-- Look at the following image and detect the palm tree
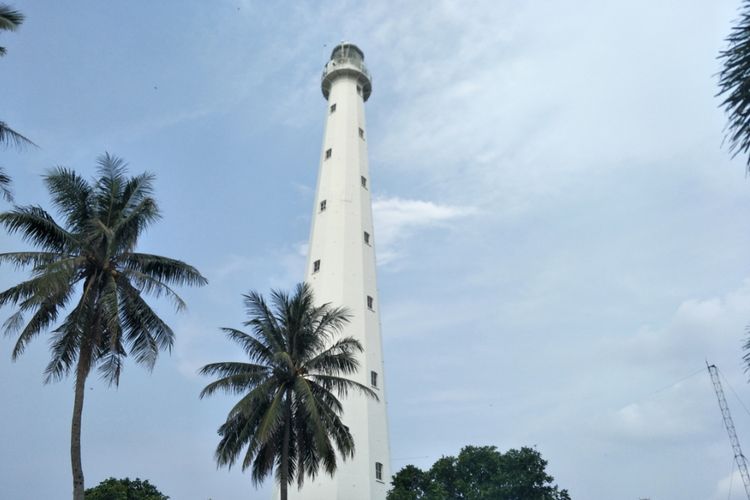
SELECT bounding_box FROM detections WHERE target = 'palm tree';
[0,153,207,500]
[200,283,377,500]
[718,0,750,170]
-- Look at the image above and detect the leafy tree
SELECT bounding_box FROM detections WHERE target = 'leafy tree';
[199,283,377,500]
[85,477,169,500]
[0,154,207,500]
[0,4,35,201]
[388,445,571,500]
[718,0,750,170]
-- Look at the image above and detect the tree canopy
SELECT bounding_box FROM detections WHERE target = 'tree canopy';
[387,445,571,500]
[84,477,169,500]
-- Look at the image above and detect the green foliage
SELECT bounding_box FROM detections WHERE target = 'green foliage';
[200,283,377,499]
[84,477,169,500]
[0,3,24,57]
[718,0,750,170]
[0,5,34,201]
[387,446,571,500]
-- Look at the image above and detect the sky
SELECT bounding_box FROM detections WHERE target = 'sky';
[1,1,750,499]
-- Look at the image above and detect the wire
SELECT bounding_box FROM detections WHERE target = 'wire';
[718,366,750,420]
[636,366,706,401]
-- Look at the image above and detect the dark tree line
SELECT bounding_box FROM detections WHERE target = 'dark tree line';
[388,446,571,500]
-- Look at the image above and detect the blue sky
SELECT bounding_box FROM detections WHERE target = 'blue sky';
[2,1,750,499]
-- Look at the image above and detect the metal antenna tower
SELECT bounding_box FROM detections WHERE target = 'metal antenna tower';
[707,362,750,500]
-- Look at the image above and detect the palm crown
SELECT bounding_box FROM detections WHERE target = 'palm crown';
[200,283,377,497]
[0,153,207,382]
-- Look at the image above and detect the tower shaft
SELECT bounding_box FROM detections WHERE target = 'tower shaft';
[293,43,391,500]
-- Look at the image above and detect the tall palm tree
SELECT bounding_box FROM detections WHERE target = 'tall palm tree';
[718,0,750,170]
[0,153,207,500]
[200,283,377,500]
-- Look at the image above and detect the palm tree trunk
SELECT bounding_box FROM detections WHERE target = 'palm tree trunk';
[280,398,291,500]
[71,344,92,500]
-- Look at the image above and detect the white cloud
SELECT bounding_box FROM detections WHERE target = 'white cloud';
[372,196,475,264]
[609,280,750,370]
[711,469,747,500]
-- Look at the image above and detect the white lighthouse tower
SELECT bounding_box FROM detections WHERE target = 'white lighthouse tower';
[298,43,391,499]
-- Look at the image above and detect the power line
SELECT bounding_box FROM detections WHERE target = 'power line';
[718,366,750,420]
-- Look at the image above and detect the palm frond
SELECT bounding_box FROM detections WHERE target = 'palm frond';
[0,166,12,201]
[219,327,275,365]
[718,2,750,169]
[119,268,187,311]
[198,362,271,398]
[0,205,74,251]
[304,336,363,376]
[0,261,76,309]
[124,253,207,288]
[0,5,24,31]
[113,197,160,252]
[42,290,96,383]
[308,374,379,401]
[0,121,35,147]
[117,276,173,367]
[0,251,74,269]
[43,167,92,231]
[10,284,72,359]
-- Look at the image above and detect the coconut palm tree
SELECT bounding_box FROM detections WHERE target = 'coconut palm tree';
[718,0,750,170]
[200,283,377,500]
[0,153,207,500]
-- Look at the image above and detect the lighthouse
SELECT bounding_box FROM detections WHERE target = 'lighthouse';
[298,43,391,499]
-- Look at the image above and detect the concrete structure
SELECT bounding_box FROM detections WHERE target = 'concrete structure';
[296,43,391,499]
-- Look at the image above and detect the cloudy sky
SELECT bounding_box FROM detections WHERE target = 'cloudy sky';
[2,1,750,499]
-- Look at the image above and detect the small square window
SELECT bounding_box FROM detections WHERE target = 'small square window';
[375,462,383,481]
[325,149,332,159]
[367,296,374,310]
[361,176,367,188]
[359,128,365,139]
[364,231,370,245]
[320,200,327,212]
[330,103,337,113]
[371,371,378,388]
[357,85,362,96]
[313,260,321,273]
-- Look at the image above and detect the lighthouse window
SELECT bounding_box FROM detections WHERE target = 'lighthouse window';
[359,128,365,139]
[375,462,383,481]
[357,85,362,96]
[313,260,321,273]
[371,370,378,388]
[364,231,370,245]
[325,148,332,159]
[320,200,327,212]
[367,295,374,310]
[361,176,367,188]
[330,103,336,113]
